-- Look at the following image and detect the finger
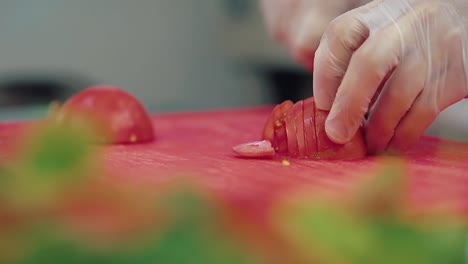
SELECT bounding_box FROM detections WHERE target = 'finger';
[365,57,426,154]
[388,53,451,152]
[386,3,468,152]
[434,25,468,109]
[388,93,440,153]
[259,0,296,42]
[325,23,401,144]
[313,10,369,111]
[390,59,468,152]
[313,0,415,112]
[289,12,331,72]
[289,0,356,72]
[367,68,397,113]
[389,61,464,152]
[294,49,315,72]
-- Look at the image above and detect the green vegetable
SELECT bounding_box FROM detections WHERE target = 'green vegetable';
[275,158,467,264]
[0,121,98,210]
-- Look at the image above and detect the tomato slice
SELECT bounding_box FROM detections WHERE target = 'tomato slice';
[262,101,293,154]
[293,100,305,158]
[303,98,317,158]
[232,140,276,158]
[261,97,366,160]
[56,85,155,144]
[262,100,293,143]
[275,123,288,154]
[284,104,298,157]
[315,108,366,160]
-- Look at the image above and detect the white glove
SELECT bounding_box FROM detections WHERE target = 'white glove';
[259,0,370,71]
[313,0,468,154]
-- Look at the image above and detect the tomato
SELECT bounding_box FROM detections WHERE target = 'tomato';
[55,85,155,144]
[237,97,367,160]
[285,105,298,157]
[232,140,276,158]
[293,100,305,158]
[262,101,293,141]
[262,100,293,154]
[275,124,289,154]
[315,108,367,160]
[303,98,317,159]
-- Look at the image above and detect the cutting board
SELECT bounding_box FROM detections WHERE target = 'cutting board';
[0,106,466,217]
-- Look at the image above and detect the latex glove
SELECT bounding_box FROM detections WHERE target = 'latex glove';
[313,0,468,154]
[259,0,370,71]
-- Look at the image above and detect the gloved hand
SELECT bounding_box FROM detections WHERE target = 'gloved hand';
[313,0,468,154]
[259,0,370,71]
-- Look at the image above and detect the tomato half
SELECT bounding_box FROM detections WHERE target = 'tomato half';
[56,85,155,144]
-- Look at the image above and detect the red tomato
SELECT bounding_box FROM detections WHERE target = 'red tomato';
[293,100,305,158]
[275,124,288,154]
[55,85,155,144]
[285,105,298,157]
[303,98,317,159]
[315,108,367,160]
[238,97,367,160]
[262,100,293,153]
[232,140,276,158]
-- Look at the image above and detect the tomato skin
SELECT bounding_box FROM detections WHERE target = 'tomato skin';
[314,108,367,160]
[293,100,305,158]
[303,98,317,159]
[56,85,155,144]
[232,140,276,158]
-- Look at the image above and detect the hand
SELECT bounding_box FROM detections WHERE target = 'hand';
[259,0,369,71]
[313,0,468,154]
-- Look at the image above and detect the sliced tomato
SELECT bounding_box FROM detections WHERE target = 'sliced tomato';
[284,104,298,157]
[275,123,289,154]
[232,140,276,158]
[56,85,154,144]
[315,108,366,160]
[293,100,305,158]
[303,97,317,159]
[260,97,366,160]
[262,100,293,148]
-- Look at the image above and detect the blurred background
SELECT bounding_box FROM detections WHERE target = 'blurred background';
[0,0,466,141]
[0,0,311,121]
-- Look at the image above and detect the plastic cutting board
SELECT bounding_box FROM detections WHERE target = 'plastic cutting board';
[0,106,466,217]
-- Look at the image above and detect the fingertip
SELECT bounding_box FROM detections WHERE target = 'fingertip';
[324,117,352,144]
[294,49,315,72]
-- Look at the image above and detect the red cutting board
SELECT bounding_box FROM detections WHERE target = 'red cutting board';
[0,106,467,216]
